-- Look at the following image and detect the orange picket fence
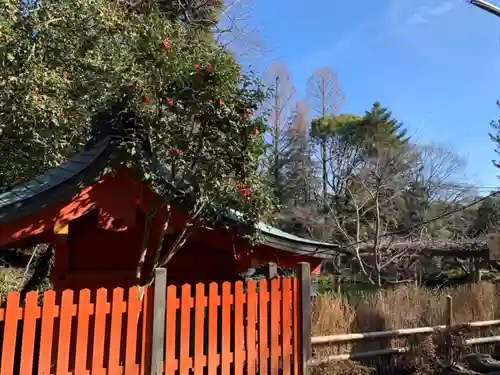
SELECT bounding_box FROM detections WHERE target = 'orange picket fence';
[0,274,306,375]
[0,286,152,375]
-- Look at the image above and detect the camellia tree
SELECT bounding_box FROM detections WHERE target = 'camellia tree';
[0,0,276,283]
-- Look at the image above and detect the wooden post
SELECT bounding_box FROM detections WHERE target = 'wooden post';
[334,256,341,294]
[263,262,278,279]
[150,268,167,375]
[414,263,418,286]
[474,257,482,282]
[297,262,311,375]
[414,260,422,287]
[330,274,337,294]
[446,295,453,365]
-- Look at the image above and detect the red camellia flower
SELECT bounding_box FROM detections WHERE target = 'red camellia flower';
[251,127,259,136]
[167,98,174,105]
[143,96,151,103]
[217,99,223,106]
[170,147,180,154]
[235,183,250,197]
[163,39,170,49]
[194,64,200,71]
[207,63,212,69]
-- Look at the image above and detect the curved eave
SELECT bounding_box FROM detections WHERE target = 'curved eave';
[260,233,339,259]
[0,139,114,224]
[225,209,340,259]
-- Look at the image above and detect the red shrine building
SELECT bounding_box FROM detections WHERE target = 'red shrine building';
[0,136,335,291]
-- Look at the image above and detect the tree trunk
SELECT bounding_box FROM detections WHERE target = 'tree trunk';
[373,192,382,287]
[321,138,327,211]
[274,75,280,199]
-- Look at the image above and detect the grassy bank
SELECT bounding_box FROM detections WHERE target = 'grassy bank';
[313,282,500,335]
[311,282,500,374]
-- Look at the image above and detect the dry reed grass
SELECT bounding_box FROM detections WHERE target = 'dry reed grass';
[311,282,500,375]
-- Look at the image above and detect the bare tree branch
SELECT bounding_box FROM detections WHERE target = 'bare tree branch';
[307,68,345,208]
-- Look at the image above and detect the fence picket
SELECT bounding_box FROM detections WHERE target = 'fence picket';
[281,278,292,375]
[108,288,125,374]
[20,291,38,374]
[179,284,192,375]
[75,289,92,374]
[221,282,232,375]
[233,281,245,375]
[292,278,299,375]
[125,287,141,375]
[140,287,153,375]
[57,289,74,375]
[92,288,108,374]
[193,283,207,375]
[0,291,20,375]
[259,280,269,375]
[38,290,56,374]
[246,280,257,375]
[270,278,281,375]
[165,285,179,375]
[207,282,219,375]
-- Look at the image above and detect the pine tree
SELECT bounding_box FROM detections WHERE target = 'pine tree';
[351,101,408,155]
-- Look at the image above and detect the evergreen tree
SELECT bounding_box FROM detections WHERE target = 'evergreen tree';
[350,101,408,155]
[310,113,363,198]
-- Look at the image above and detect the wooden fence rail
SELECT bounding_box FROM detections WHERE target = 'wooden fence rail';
[311,319,500,345]
[309,294,500,367]
[0,262,312,375]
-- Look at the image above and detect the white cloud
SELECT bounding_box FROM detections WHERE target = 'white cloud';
[293,21,375,72]
[386,0,455,30]
[406,13,427,25]
[423,2,454,15]
[331,21,373,52]
[404,1,454,26]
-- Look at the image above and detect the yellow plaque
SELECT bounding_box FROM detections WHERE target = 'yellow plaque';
[54,223,69,235]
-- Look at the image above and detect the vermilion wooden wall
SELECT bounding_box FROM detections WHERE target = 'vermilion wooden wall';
[0,166,322,291]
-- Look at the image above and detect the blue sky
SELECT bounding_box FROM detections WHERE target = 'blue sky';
[239,0,500,192]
